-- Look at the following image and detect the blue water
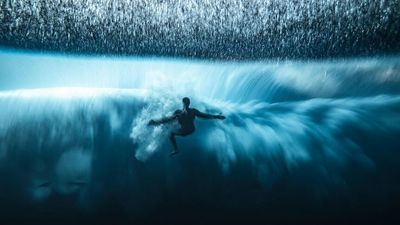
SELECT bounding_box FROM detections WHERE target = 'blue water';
[1,51,400,224]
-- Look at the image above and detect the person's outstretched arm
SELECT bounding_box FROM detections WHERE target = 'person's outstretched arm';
[194,109,225,120]
[148,110,179,126]
[148,116,175,125]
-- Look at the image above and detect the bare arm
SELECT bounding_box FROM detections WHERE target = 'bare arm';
[148,110,180,126]
[194,109,225,120]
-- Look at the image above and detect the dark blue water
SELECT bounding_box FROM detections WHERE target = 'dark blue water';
[0,51,400,224]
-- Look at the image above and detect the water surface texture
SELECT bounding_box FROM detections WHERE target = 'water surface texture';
[1,0,400,59]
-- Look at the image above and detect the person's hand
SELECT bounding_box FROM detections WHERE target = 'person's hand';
[148,119,157,126]
[215,115,225,120]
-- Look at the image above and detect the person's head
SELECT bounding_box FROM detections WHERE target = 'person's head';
[182,97,190,108]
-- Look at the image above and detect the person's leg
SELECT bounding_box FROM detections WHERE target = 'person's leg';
[169,129,194,156]
[169,131,179,154]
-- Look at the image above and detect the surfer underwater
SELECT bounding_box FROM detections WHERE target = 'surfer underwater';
[148,97,225,156]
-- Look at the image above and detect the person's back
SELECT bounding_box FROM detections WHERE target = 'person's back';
[148,97,225,156]
[174,108,199,132]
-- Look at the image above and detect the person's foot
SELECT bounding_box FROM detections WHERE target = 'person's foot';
[170,151,179,157]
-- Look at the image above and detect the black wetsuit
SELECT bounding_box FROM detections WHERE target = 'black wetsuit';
[168,108,218,152]
[149,107,224,154]
[172,109,197,135]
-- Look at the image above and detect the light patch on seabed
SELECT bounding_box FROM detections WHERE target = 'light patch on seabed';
[26,147,92,202]
[54,148,92,194]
